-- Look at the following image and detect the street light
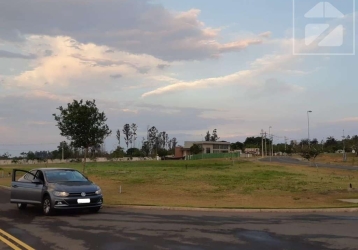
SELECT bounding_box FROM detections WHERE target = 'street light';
[307,111,312,148]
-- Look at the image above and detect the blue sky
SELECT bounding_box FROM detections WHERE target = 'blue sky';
[0,0,357,155]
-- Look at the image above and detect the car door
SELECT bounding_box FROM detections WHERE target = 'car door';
[10,169,43,205]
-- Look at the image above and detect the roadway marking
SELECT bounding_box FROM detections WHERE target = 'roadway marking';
[0,229,35,250]
[0,235,21,250]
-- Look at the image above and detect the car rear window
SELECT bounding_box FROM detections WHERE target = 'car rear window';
[44,170,88,183]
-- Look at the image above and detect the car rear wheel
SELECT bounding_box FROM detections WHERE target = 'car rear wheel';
[17,203,27,210]
[42,195,54,216]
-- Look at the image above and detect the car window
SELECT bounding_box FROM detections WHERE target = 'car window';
[35,170,45,182]
[23,170,37,181]
[44,170,88,183]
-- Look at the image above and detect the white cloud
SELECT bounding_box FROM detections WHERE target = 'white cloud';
[9,35,169,91]
[141,38,308,98]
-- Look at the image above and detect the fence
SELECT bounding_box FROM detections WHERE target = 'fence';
[186,152,240,160]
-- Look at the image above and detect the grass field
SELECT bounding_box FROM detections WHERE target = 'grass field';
[0,158,357,209]
[314,153,358,166]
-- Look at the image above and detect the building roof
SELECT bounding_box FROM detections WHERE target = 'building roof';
[184,141,231,148]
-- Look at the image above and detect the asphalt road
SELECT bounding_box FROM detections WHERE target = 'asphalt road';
[1,188,358,250]
[259,156,358,171]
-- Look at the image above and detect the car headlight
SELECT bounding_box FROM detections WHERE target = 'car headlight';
[53,191,69,197]
[95,188,102,195]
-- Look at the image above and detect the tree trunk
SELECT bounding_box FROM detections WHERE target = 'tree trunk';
[83,147,88,173]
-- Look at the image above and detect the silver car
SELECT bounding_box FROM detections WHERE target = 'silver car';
[10,168,103,215]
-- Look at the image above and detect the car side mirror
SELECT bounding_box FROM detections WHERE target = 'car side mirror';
[32,178,43,184]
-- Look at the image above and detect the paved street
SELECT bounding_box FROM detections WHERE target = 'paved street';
[1,188,358,250]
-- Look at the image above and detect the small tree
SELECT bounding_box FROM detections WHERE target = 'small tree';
[53,99,112,172]
[190,144,203,155]
[299,148,321,167]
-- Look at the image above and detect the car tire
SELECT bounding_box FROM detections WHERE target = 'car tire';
[90,207,101,213]
[17,203,27,210]
[42,195,54,216]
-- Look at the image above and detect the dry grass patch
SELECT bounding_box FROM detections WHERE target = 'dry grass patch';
[315,153,358,166]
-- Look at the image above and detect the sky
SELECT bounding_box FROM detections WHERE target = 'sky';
[0,0,357,155]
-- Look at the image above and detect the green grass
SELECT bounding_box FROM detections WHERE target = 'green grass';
[0,159,358,209]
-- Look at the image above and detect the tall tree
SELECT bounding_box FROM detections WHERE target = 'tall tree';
[161,131,167,148]
[116,129,121,146]
[165,134,169,149]
[210,129,220,142]
[205,131,211,141]
[53,99,112,172]
[122,124,132,149]
[131,123,138,148]
[171,137,178,149]
[148,126,158,154]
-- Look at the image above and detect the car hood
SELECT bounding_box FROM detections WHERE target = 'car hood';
[49,181,99,193]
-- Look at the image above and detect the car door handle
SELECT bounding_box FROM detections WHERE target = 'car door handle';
[12,185,18,188]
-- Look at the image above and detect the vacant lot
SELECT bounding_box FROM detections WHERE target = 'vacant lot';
[0,159,357,209]
[314,153,358,166]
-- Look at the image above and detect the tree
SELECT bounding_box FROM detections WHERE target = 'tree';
[53,99,112,172]
[110,146,125,159]
[244,137,262,147]
[131,123,138,148]
[230,142,244,151]
[299,148,321,166]
[116,129,121,146]
[190,144,203,155]
[210,129,220,141]
[311,138,319,145]
[205,131,211,141]
[171,137,178,149]
[126,148,142,157]
[165,134,169,149]
[122,124,132,149]
[0,152,11,160]
[141,141,150,157]
[148,126,158,154]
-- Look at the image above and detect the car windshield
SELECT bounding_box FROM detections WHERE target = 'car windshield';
[44,170,88,183]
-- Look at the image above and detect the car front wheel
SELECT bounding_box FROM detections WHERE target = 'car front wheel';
[42,195,54,216]
[17,203,27,210]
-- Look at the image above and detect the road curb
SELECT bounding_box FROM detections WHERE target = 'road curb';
[103,205,358,213]
[0,185,10,190]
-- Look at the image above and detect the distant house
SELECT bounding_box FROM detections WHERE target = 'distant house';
[244,148,260,155]
[175,141,231,158]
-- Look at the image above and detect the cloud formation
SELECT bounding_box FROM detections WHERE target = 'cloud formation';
[0,0,267,61]
[141,38,308,98]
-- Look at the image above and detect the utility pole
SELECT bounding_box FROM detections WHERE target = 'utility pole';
[264,132,267,156]
[284,136,287,151]
[262,131,264,157]
[269,126,272,162]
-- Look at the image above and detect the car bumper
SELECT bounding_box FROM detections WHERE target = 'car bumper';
[52,195,103,210]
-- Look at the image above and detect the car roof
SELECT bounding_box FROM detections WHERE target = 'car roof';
[35,168,77,172]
